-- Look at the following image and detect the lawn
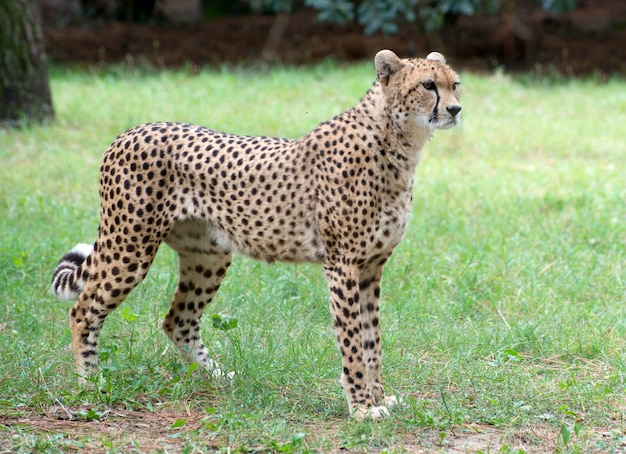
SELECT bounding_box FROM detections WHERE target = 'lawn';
[0,62,625,453]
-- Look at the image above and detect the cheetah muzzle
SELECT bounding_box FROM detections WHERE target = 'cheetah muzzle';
[51,50,461,419]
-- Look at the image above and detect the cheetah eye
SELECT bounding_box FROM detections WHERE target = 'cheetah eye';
[422,81,436,90]
[453,82,460,91]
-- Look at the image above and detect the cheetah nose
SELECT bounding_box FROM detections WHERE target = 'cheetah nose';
[447,105,462,117]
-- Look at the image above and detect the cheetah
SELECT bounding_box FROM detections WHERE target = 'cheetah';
[51,50,461,419]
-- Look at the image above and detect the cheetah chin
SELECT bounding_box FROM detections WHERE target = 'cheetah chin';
[51,50,460,419]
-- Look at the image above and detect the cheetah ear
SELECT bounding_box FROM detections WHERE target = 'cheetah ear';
[375,50,404,86]
[426,52,446,64]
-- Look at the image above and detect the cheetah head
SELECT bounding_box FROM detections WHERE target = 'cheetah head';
[375,50,461,134]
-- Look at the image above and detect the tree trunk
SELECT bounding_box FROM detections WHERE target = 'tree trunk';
[0,0,54,126]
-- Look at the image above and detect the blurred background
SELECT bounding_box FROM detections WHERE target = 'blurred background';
[40,0,626,75]
[2,0,624,125]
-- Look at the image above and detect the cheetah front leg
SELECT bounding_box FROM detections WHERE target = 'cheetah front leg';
[359,260,398,410]
[325,259,390,419]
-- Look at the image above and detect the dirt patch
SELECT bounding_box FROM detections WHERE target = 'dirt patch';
[42,0,626,75]
[2,406,625,452]
[1,407,212,453]
[0,409,535,453]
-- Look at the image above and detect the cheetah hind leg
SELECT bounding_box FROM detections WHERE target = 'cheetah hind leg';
[162,246,234,380]
[67,239,159,384]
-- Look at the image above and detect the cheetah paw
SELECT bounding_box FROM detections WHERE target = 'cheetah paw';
[352,404,391,420]
[199,358,235,381]
[216,370,236,380]
[384,395,398,408]
[207,364,235,381]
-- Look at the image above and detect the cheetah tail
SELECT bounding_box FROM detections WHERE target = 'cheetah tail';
[51,243,94,301]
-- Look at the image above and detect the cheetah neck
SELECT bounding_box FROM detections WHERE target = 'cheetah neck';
[345,83,432,188]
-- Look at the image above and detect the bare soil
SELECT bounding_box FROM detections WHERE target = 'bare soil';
[42,0,626,76]
[2,406,624,452]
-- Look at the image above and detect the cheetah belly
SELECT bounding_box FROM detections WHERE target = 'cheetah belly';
[166,211,324,262]
[211,213,326,264]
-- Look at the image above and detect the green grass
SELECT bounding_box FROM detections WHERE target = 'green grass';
[1,63,625,452]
